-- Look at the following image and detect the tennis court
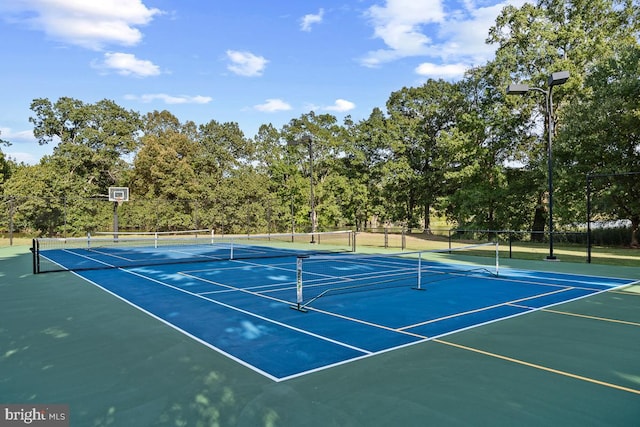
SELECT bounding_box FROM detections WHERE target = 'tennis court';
[2,235,640,425]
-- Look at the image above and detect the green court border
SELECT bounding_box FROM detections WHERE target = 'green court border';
[1,245,639,426]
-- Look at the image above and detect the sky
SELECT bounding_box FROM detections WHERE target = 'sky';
[0,0,526,164]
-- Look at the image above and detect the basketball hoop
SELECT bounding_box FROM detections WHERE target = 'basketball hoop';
[108,187,129,240]
[108,187,129,205]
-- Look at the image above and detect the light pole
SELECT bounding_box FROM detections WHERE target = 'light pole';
[507,70,570,260]
[288,135,317,243]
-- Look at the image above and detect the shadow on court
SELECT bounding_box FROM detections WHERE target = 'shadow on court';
[1,246,639,426]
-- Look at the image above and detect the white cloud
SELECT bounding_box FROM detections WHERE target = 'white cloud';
[437,2,518,65]
[0,127,36,143]
[323,99,356,112]
[4,151,40,165]
[226,50,268,77]
[1,0,162,50]
[0,127,49,164]
[415,62,468,79]
[93,52,161,77]
[362,0,526,71]
[301,9,324,32]
[363,0,444,66]
[254,99,292,113]
[124,94,212,104]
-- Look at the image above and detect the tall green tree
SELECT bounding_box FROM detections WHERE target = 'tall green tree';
[487,0,639,234]
[3,161,110,236]
[195,119,258,232]
[385,80,464,230]
[130,111,199,230]
[253,124,306,233]
[438,65,536,232]
[29,97,141,192]
[557,45,640,246]
[3,97,142,235]
[340,108,390,229]
[0,130,12,189]
[281,112,347,231]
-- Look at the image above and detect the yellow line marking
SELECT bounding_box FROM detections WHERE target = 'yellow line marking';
[610,289,640,296]
[433,338,640,396]
[508,305,640,327]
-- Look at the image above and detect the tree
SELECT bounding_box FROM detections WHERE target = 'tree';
[29,97,141,193]
[2,161,109,236]
[195,119,258,232]
[130,111,200,230]
[2,98,143,235]
[0,130,13,189]
[253,124,305,233]
[281,112,346,231]
[385,80,464,230]
[556,45,640,246]
[487,0,640,235]
[437,65,545,233]
[340,108,390,229]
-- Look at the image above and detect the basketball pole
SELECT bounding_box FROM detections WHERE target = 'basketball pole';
[108,187,129,242]
[113,200,119,242]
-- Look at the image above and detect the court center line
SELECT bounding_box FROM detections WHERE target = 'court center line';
[122,269,373,355]
[182,271,297,296]
[179,267,426,340]
[508,304,640,327]
[302,305,428,340]
[433,338,640,396]
[61,249,119,268]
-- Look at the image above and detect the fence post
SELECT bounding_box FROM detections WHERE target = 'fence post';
[509,232,513,259]
[8,198,14,246]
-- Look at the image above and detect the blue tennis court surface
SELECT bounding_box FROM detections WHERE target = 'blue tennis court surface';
[53,252,632,382]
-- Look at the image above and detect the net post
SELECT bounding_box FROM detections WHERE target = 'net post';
[31,239,39,274]
[211,229,214,245]
[290,255,309,312]
[87,232,91,249]
[230,238,234,260]
[412,251,426,290]
[154,232,159,249]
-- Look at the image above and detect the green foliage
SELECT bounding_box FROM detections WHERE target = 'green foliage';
[385,79,465,229]
[3,2,639,249]
[557,44,640,245]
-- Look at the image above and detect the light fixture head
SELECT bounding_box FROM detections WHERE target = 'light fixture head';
[548,70,570,87]
[506,83,530,95]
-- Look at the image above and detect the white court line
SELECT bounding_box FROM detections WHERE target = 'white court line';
[122,268,373,356]
[71,261,637,382]
[70,270,281,382]
[398,287,573,331]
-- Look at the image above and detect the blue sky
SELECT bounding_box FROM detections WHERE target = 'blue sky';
[0,0,524,164]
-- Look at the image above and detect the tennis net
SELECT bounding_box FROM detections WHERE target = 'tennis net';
[32,230,355,274]
[291,242,499,311]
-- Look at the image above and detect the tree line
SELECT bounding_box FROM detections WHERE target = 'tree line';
[1,0,639,246]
